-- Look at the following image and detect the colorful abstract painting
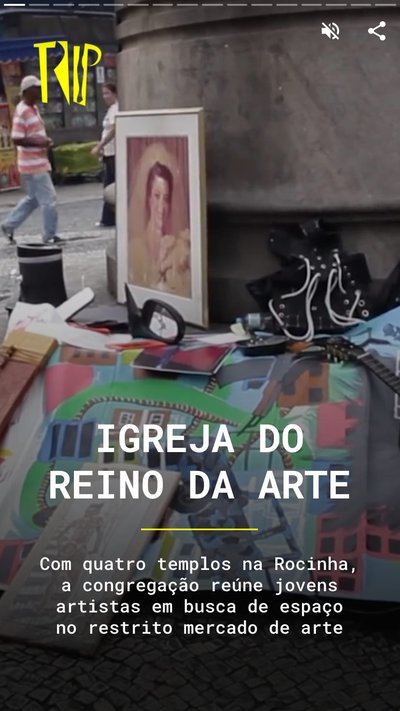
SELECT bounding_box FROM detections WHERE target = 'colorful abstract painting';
[1,308,400,601]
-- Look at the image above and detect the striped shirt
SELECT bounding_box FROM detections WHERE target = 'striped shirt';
[11,101,51,175]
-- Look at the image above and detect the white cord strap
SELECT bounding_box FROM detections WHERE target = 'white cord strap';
[268,256,322,341]
[268,252,365,340]
[325,253,363,327]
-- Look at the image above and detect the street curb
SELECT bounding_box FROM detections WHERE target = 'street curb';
[60,230,115,241]
[2,230,115,245]
[0,196,103,210]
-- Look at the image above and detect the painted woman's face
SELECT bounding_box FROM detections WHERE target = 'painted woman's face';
[149,176,170,232]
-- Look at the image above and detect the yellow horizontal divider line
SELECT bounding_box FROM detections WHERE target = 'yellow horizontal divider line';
[141,527,259,531]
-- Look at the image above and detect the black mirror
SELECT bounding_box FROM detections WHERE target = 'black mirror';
[125,284,185,345]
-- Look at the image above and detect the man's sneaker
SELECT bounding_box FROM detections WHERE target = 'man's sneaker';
[44,236,64,244]
[1,225,14,243]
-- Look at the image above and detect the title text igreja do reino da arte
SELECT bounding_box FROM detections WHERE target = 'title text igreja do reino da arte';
[49,423,350,501]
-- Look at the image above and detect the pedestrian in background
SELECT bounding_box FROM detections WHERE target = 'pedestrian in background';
[1,75,61,244]
[91,83,118,227]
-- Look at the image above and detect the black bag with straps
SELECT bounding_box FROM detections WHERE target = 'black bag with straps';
[246,219,375,340]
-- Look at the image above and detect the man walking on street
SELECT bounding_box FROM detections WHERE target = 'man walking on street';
[1,75,61,244]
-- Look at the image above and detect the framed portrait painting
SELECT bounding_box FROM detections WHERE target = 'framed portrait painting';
[116,108,208,326]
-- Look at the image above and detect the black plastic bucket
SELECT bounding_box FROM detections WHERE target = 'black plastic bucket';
[17,242,67,307]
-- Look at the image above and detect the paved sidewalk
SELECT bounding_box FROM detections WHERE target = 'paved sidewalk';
[0,181,115,340]
[0,181,104,209]
[0,610,399,710]
[0,182,111,242]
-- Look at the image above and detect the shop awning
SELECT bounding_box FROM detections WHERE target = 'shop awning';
[0,36,66,63]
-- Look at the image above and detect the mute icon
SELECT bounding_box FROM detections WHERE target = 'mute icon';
[321,22,340,40]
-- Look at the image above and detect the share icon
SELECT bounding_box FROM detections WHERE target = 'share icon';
[368,21,386,41]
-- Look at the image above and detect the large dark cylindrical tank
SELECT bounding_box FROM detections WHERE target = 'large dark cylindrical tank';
[116,7,400,322]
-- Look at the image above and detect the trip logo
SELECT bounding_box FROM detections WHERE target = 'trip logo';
[34,40,102,106]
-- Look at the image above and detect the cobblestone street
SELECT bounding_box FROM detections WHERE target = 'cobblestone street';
[0,611,399,711]
[0,183,399,710]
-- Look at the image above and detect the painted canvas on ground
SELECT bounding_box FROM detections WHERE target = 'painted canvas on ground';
[130,341,232,375]
[0,466,180,654]
[0,309,400,601]
[116,109,207,326]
